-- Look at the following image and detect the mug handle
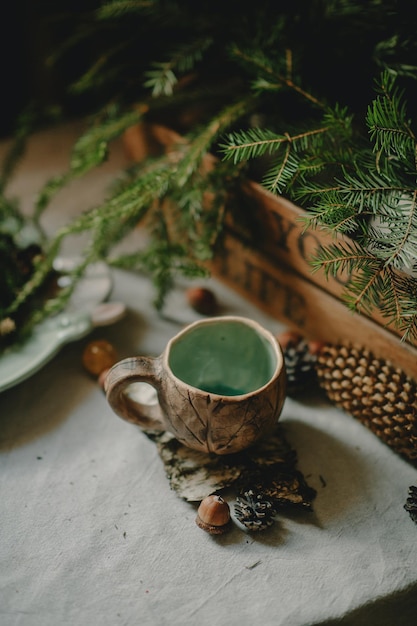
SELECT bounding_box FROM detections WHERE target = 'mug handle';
[105,356,165,431]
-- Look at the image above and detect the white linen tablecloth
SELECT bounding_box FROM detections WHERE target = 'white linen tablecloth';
[1,124,417,626]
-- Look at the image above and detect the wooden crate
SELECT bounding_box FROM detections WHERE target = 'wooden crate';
[225,179,406,337]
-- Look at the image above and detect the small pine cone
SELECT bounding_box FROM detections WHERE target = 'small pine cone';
[278,331,318,397]
[404,485,417,524]
[315,343,417,464]
[234,490,275,531]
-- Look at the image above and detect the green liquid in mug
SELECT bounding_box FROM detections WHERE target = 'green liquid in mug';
[168,318,277,396]
[198,382,248,396]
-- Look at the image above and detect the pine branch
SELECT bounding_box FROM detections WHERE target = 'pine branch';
[230,45,326,109]
[343,265,388,315]
[310,241,379,280]
[395,286,417,344]
[262,147,300,195]
[299,175,410,214]
[24,255,93,332]
[5,153,171,321]
[34,107,143,221]
[221,127,286,163]
[144,38,213,97]
[367,71,416,161]
[0,108,38,194]
[303,196,360,234]
[221,126,330,164]
[379,267,412,328]
[4,240,61,317]
[176,98,254,187]
[97,0,157,20]
[170,161,234,261]
[69,42,131,94]
[0,196,25,234]
[221,104,353,200]
[367,191,417,269]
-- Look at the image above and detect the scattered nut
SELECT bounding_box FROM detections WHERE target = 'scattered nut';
[82,339,118,376]
[308,339,325,355]
[196,494,231,534]
[276,330,303,350]
[186,287,218,316]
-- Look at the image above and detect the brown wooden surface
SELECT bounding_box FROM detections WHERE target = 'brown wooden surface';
[211,231,417,380]
[231,180,349,297]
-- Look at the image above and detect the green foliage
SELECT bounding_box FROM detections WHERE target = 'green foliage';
[367,72,415,160]
[3,0,417,347]
[34,107,143,220]
[144,38,213,97]
[96,0,157,21]
[253,70,417,341]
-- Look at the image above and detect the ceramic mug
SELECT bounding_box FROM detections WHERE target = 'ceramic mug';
[105,315,286,455]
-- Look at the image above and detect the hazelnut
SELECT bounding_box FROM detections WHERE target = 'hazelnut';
[196,495,231,534]
[82,340,118,376]
[276,330,303,350]
[308,339,325,355]
[277,330,324,356]
[186,287,218,315]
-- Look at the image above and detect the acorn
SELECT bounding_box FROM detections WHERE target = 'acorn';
[82,339,118,376]
[186,286,218,316]
[195,495,231,534]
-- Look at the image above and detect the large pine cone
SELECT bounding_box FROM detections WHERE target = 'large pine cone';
[316,344,417,464]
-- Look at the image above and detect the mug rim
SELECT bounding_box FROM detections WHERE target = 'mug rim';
[164,315,284,398]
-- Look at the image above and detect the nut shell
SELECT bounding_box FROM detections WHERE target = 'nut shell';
[196,495,231,534]
[82,340,118,376]
[186,287,218,315]
[276,330,303,350]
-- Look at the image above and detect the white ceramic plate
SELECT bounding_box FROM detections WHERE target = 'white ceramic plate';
[0,260,122,393]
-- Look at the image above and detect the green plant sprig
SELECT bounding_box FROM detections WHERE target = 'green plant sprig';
[144,38,213,97]
[293,72,417,339]
[34,107,143,223]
